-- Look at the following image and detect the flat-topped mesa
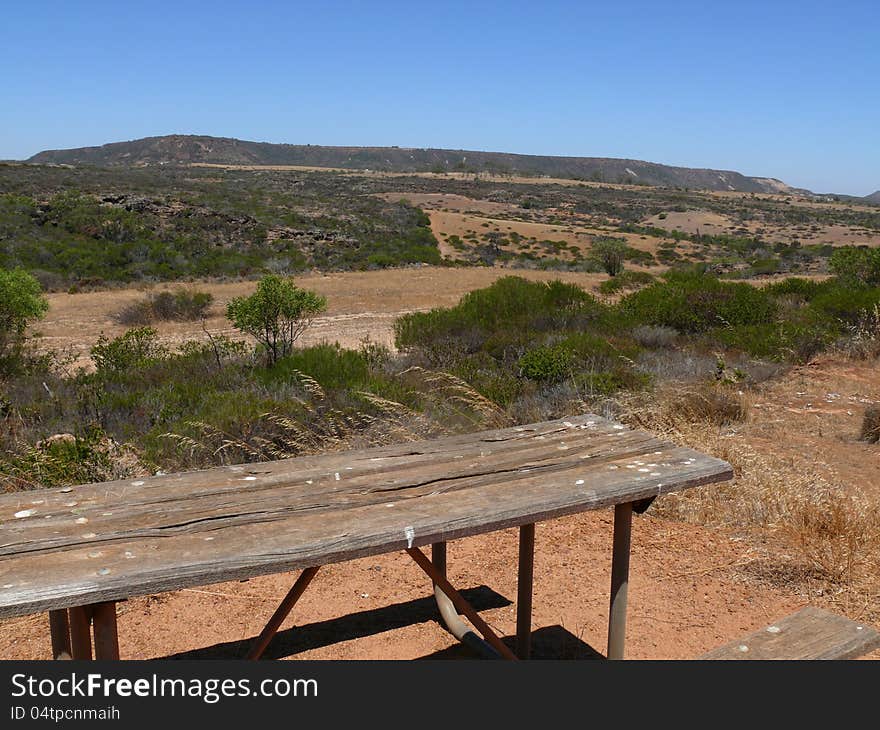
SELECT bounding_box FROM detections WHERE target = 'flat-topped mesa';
[25,135,796,194]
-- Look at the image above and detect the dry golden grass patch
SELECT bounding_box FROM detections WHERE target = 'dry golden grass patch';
[614,383,880,619]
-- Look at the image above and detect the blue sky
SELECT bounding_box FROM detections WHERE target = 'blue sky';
[1,1,877,194]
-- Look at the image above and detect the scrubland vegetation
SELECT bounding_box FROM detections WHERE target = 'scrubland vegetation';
[2,160,880,618]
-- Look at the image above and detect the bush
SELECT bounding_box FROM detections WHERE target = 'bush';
[91,327,168,373]
[764,277,825,301]
[394,277,601,355]
[517,332,630,385]
[152,290,214,320]
[115,290,214,325]
[592,238,626,277]
[809,285,880,325]
[749,258,779,275]
[264,344,371,390]
[631,324,678,349]
[599,270,655,295]
[0,268,48,374]
[518,344,574,382]
[713,322,831,363]
[619,270,776,333]
[227,275,327,365]
[860,405,880,443]
[830,247,880,286]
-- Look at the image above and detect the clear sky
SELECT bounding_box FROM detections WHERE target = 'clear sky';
[1,1,877,195]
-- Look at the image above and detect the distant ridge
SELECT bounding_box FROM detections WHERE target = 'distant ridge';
[864,191,880,205]
[27,134,803,194]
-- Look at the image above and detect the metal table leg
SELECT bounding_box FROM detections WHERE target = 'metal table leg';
[516,523,535,659]
[607,502,633,660]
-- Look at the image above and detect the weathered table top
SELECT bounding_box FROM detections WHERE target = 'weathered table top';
[0,415,732,618]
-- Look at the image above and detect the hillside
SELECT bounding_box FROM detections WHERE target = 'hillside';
[865,191,880,205]
[3,160,879,289]
[27,134,798,193]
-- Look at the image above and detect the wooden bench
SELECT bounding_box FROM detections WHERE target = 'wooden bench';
[700,607,880,660]
[0,414,732,660]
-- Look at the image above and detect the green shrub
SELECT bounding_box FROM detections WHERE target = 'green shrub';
[749,258,779,275]
[619,271,776,333]
[830,246,880,286]
[152,290,214,320]
[623,247,656,265]
[394,277,601,353]
[809,285,880,325]
[518,344,573,382]
[0,268,48,374]
[517,332,629,384]
[366,253,397,269]
[574,368,650,395]
[599,270,655,295]
[0,431,117,490]
[764,277,825,301]
[91,327,168,373]
[264,344,371,390]
[592,238,626,277]
[713,322,832,362]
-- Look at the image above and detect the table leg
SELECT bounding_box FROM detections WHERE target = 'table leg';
[93,602,119,660]
[607,502,633,660]
[407,547,518,660]
[246,566,320,660]
[431,541,447,577]
[48,609,72,660]
[68,606,93,660]
[516,523,535,659]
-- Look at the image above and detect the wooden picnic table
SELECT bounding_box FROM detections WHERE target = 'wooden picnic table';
[0,414,732,660]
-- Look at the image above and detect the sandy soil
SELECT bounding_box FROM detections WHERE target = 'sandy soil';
[746,356,880,498]
[376,191,677,261]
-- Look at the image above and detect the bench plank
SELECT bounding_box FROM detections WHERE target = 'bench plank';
[700,607,880,660]
[0,415,732,618]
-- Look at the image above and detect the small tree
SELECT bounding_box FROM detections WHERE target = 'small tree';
[0,269,49,373]
[592,238,627,277]
[226,275,326,365]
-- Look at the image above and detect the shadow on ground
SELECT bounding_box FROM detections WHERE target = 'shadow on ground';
[163,585,512,660]
[417,625,605,660]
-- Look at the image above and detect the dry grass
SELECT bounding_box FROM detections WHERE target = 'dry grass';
[837,304,880,360]
[612,382,880,616]
[161,367,507,467]
[860,405,880,443]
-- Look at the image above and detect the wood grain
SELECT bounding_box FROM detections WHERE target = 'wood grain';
[700,607,880,660]
[0,415,732,619]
